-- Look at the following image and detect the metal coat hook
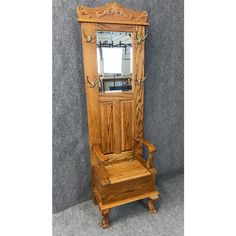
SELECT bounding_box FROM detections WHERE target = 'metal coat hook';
[86,76,99,88]
[135,30,148,44]
[136,75,147,85]
[83,30,96,43]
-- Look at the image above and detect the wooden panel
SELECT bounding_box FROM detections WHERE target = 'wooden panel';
[121,100,134,151]
[77,2,148,26]
[112,100,121,154]
[80,23,101,204]
[100,102,114,154]
[134,26,145,159]
[98,93,133,101]
[93,181,159,211]
[105,150,134,164]
[81,23,101,161]
[100,191,159,210]
[101,173,156,204]
[95,23,135,33]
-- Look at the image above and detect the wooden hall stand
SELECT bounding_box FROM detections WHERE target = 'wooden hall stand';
[77,2,159,229]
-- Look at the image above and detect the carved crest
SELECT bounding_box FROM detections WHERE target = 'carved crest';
[77,2,148,26]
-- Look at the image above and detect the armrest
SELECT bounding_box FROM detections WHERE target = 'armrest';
[93,145,109,162]
[135,138,157,153]
[93,145,110,185]
[135,137,157,169]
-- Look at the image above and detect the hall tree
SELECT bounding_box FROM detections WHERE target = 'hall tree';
[77,2,159,229]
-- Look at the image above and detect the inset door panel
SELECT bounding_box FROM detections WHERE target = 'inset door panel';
[121,100,134,151]
[100,102,114,154]
[99,98,134,154]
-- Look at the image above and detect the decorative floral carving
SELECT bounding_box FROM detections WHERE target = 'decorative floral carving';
[95,2,134,20]
[136,11,148,21]
[78,6,88,15]
[78,2,148,24]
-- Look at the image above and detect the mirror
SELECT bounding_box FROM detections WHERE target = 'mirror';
[96,31,133,93]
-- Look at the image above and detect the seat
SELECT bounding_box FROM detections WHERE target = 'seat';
[105,159,151,184]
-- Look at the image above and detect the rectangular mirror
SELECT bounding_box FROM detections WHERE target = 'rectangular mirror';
[96,31,133,93]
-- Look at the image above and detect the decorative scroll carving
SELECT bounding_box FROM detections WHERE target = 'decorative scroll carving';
[77,2,148,26]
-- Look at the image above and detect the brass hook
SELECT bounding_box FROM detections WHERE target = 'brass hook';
[83,30,96,43]
[86,76,98,88]
[136,75,147,85]
[135,30,148,44]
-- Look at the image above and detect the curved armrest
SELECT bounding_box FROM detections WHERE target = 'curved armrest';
[93,145,109,162]
[135,138,157,169]
[135,138,157,153]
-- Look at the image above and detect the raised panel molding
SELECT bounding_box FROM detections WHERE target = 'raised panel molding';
[121,100,134,151]
[100,102,114,154]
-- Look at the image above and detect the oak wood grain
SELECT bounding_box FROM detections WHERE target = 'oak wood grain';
[93,145,109,162]
[121,100,134,151]
[135,137,157,153]
[105,159,151,184]
[112,100,121,154]
[100,102,114,154]
[100,191,159,210]
[134,26,145,161]
[105,150,134,164]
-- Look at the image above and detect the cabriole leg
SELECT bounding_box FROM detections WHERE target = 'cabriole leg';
[101,209,110,229]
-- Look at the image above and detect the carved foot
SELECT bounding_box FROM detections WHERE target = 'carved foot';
[101,209,110,229]
[148,199,157,213]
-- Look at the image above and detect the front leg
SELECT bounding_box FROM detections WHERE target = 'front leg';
[101,209,110,229]
[148,199,157,213]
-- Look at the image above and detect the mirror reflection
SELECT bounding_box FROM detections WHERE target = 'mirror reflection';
[96,31,132,93]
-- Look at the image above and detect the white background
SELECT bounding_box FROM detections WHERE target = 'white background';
[0,0,236,235]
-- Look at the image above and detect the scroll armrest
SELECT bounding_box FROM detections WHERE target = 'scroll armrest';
[135,138,157,169]
[135,138,157,153]
[93,145,109,162]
